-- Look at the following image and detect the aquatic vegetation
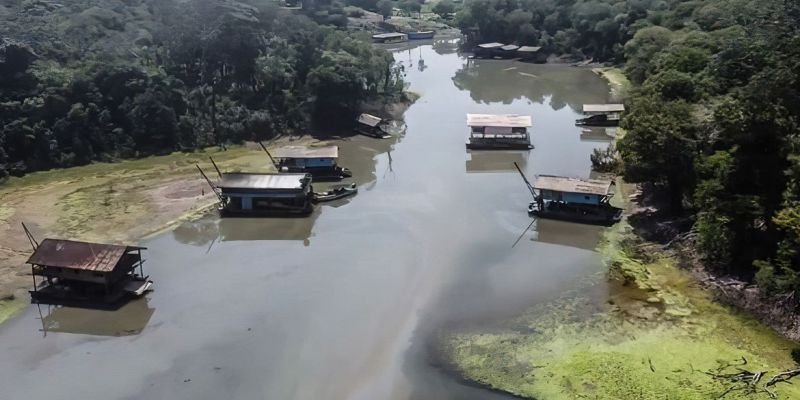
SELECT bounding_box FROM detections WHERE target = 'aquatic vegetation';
[442,221,800,399]
[593,68,631,101]
[0,299,24,325]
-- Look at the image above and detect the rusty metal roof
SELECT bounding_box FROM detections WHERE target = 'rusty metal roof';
[272,146,338,159]
[27,239,145,272]
[534,175,613,196]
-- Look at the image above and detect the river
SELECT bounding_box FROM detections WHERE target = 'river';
[0,40,614,400]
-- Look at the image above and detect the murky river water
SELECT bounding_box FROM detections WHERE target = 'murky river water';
[0,40,613,399]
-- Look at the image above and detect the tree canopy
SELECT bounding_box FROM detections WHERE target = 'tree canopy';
[0,0,404,178]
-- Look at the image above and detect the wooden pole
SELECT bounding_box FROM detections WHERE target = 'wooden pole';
[259,141,278,169]
[21,222,39,251]
[513,162,537,199]
[196,165,224,203]
[209,157,222,178]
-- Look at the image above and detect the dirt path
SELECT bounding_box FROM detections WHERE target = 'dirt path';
[0,138,318,321]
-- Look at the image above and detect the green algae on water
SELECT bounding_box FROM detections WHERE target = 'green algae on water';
[441,221,800,399]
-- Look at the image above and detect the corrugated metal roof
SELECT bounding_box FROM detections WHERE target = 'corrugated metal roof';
[467,114,532,128]
[216,173,309,190]
[357,113,383,127]
[27,239,144,272]
[478,42,504,49]
[583,104,625,113]
[517,46,542,52]
[534,175,613,196]
[272,146,338,159]
[501,44,520,51]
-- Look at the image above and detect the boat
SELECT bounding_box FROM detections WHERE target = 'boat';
[199,167,315,217]
[26,237,154,309]
[268,145,352,181]
[466,113,534,150]
[514,164,623,225]
[372,32,408,44]
[575,104,625,127]
[407,31,435,40]
[312,183,358,203]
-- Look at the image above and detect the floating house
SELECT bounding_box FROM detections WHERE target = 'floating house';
[576,104,626,127]
[372,32,408,43]
[213,172,313,216]
[466,114,533,150]
[28,239,152,308]
[517,46,546,63]
[528,175,623,225]
[356,113,391,138]
[499,44,520,58]
[272,146,352,181]
[474,42,504,58]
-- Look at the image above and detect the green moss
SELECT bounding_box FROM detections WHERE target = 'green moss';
[0,299,25,325]
[593,67,632,101]
[442,220,800,399]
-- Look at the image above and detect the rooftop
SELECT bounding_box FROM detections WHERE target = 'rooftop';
[27,239,144,272]
[501,44,520,51]
[478,42,504,49]
[357,113,383,127]
[517,46,542,52]
[533,175,613,196]
[583,104,625,113]
[467,114,532,128]
[272,146,338,159]
[216,172,309,190]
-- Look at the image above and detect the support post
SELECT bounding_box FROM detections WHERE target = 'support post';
[197,165,224,203]
[209,157,222,178]
[259,141,278,169]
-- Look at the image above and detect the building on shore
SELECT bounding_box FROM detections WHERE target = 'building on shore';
[356,113,391,138]
[28,239,152,309]
[466,113,533,150]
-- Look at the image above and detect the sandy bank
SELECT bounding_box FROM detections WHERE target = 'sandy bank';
[0,138,320,324]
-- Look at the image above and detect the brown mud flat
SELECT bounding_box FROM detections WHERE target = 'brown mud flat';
[0,138,323,320]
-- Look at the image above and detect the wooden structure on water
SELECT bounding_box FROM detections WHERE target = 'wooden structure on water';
[209,172,314,217]
[474,42,504,58]
[466,114,533,150]
[372,32,408,43]
[576,104,625,127]
[356,113,391,138]
[473,43,546,61]
[517,46,546,63]
[407,31,435,40]
[26,236,152,309]
[270,145,352,181]
[518,171,623,225]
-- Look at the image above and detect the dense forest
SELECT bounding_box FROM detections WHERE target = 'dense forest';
[0,0,405,178]
[459,0,800,295]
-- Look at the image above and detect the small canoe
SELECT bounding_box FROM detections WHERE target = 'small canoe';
[313,183,358,203]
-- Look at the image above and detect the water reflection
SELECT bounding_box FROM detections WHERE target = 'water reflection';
[465,150,527,173]
[580,126,616,142]
[38,298,154,337]
[452,60,609,110]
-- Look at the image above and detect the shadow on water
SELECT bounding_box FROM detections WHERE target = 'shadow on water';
[37,298,155,337]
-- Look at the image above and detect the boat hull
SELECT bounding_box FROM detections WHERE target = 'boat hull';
[30,277,153,310]
[407,32,435,40]
[528,202,623,226]
[466,139,533,150]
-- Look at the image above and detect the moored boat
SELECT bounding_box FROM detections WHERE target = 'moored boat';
[312,183,358,203]
[270,145,352,181]
[407,31,435,40]
[466,113,533,150]
[515,165,623,225]
[575,104,625,127]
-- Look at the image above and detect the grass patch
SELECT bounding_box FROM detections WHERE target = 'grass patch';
[593,67,632,101]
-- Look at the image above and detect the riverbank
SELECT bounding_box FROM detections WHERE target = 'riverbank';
[0,138,319,324]
[592,67,630,102]
[440,213,800,399]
